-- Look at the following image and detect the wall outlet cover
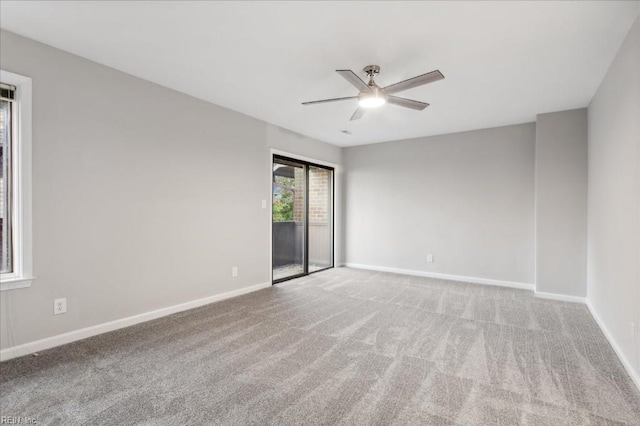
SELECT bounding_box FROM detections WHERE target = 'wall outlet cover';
[54,298,67,315]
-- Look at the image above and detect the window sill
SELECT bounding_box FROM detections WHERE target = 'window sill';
[1,276,35,291]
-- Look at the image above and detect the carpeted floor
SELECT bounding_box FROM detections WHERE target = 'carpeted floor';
[1,268,639,425]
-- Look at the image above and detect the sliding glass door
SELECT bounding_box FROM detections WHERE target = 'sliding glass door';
[272,155,333,283]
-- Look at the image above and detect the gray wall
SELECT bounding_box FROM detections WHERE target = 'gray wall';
[587,17,640,378]
[535,109,588,297]
[0,30,341,351]
[344,123,536,284]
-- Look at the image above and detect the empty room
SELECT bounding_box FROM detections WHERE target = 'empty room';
[0,1,639,424]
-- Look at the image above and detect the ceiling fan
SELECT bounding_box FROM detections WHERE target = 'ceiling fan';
[302,65,444,121]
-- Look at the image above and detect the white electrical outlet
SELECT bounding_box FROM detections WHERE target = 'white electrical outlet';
[54,298,67,315]
[631,322,636,339]
[232,267,238,278]
[427,254,434,263]
[261,200,267,209]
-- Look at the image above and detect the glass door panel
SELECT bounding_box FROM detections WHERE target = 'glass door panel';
[308,166,333,273]
[272,158,306,281]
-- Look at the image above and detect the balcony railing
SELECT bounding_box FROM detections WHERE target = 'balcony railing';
[272,220,332,271]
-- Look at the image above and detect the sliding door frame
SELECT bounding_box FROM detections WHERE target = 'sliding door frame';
[270,150,337,284]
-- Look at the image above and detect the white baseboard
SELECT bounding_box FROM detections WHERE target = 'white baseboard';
[586,300,640,392]
[0,281,272,362]
[534,291,586,304]
[344,263,534,290]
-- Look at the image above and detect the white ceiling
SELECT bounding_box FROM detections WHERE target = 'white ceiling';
[1,1,638,147]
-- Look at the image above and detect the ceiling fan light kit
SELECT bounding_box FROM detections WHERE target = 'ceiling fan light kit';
[302,64,444,121]
[358,87,387,108]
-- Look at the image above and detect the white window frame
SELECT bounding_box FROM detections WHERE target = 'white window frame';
[0,70,34,291]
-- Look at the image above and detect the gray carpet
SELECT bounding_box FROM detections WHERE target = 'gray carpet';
[1,268,639,425]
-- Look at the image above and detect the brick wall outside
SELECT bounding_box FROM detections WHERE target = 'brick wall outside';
[293,167,304,222]
[292,167,330,224]
[308,168,330,224]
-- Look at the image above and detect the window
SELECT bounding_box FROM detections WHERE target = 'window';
[1,83,15,274]
[0,70,33,291]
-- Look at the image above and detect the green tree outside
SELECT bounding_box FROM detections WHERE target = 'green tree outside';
[273,176,295,221]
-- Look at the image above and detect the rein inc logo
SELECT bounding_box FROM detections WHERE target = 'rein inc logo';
[0,417,37,424]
